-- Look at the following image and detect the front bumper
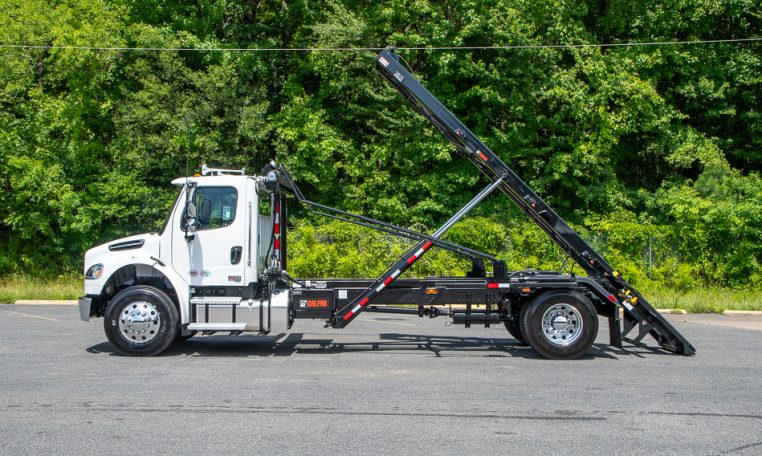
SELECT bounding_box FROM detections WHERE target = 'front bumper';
[78,296,93,322]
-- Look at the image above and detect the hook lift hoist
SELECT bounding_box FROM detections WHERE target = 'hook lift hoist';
[79,47,695,359]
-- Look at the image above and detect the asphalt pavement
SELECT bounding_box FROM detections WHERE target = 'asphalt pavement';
[0,304,760,455]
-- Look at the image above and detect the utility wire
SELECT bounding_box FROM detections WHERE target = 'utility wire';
[0,37,760,52]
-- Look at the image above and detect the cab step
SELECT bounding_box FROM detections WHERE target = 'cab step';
[186,322,247,332]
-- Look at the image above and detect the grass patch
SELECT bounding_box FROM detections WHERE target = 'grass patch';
[642,287,762,313]
[0,274,81,303]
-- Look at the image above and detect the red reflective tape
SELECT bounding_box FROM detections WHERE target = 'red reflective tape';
[423,240,433,250]
[360,297,370,307]
[274,238,280,249]
[383,276,394,286]
[274,202,281,236]
[406,256,416,265]
[607,294,617,303]
[343,310,354,321]
[487,283,499,289]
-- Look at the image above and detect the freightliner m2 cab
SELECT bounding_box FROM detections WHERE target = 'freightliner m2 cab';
[79,48,695,360]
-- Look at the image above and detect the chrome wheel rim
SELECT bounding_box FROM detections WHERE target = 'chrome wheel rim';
[118,301,161,344]
[541,303,583,347]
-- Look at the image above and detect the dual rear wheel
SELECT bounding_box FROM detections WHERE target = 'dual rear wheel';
[507,291,598,360]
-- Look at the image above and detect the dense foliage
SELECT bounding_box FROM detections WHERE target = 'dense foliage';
[1,0,760,289]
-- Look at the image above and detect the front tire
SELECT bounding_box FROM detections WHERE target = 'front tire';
[522,291,598,360]
[104,286,178,356]
[175,330,197,343]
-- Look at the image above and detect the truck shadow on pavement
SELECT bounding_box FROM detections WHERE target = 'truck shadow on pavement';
[85,332,662,359]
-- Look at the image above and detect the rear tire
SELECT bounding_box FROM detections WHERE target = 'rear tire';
[104,286,178,356]
[504,320,528,345]
[522,291,598,360]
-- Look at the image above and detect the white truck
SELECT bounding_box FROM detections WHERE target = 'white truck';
[80,164,291,356]
[79,47,694,359]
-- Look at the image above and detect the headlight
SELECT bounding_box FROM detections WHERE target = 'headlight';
[85,264,104,280]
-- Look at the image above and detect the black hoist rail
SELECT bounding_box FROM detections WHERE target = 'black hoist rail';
[272,164,501,264]
[367,47,694,355]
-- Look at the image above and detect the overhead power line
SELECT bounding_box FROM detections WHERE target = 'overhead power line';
[0,37,760,52]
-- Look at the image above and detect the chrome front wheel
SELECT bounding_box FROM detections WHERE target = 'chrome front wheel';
[118,300,161,344]
[104,286,178,356]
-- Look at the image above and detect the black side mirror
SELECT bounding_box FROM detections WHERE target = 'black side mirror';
[184,201,197,238]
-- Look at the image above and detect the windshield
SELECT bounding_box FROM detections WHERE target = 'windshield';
[159,187,184,235]
[180,186,238,231]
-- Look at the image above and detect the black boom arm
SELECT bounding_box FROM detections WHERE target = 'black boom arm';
[373,47,695,355]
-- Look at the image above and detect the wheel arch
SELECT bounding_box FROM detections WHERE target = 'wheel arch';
[530,289,592,307]
[91,258,189,323]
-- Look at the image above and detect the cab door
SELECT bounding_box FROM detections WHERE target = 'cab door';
[171,183,246,287]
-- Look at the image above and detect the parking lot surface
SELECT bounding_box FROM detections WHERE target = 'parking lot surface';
[0,305,760,455]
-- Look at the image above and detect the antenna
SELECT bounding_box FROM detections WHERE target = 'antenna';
[184,120,193,224]
[186,122,191,179]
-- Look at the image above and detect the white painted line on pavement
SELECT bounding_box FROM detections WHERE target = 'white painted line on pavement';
[14,300,77,306]
[0,309,58,321]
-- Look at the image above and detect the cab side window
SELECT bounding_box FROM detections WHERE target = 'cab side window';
[182,187,238,231]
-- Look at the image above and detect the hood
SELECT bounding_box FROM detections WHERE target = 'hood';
[83,233,161,273]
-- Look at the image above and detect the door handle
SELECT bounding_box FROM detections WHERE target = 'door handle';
[230,246,242,265]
